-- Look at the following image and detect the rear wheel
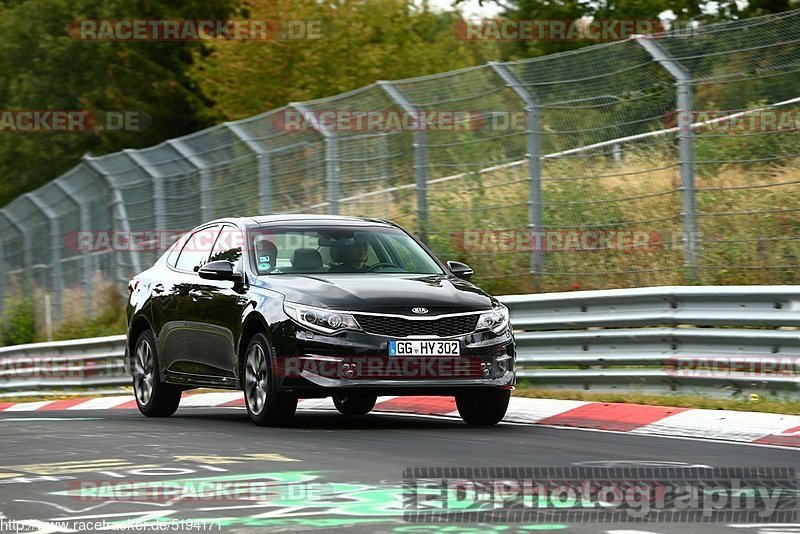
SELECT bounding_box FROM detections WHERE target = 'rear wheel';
[243,333,297,426]
[133,330,181,417]
[455,389,510,426]
[333,394,377,415]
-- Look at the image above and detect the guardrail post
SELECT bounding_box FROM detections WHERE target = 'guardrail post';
[82,155,142,285]
[637,38,699,281]
[290,103,339,215]
[25,192,64,323]
[378,81,429,243]
[226,122,272,214]
[123,149,166,233]
[167,139,213,221]
[53,177,94,319]
[488,62,545,284]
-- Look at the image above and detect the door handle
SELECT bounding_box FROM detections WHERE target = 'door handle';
[152,284,165,294]
[189,289,209,300]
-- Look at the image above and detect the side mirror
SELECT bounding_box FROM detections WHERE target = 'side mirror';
[447,260,474,281]
[198,260,241,282]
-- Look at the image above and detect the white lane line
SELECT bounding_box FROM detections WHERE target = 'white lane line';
[66,396,133,410]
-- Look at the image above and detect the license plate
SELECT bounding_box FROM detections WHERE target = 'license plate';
[388,340,460,357]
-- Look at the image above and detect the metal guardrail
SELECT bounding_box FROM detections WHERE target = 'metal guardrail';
[2,286,799,398]
[0,335,127,398]
[498,286,800,397]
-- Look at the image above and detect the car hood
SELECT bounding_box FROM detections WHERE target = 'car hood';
[255,274,496,315]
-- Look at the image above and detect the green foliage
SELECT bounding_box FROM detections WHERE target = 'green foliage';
[52,296,126,341]
[191,0,501,120]
[0,0,237,207]
[0,294,37,345]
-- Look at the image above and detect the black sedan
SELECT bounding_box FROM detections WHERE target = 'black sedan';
[125,215,516,426]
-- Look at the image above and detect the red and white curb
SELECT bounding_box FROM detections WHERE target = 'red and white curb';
[2,393,800,448]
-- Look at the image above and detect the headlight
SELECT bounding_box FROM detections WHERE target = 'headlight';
[476,304,509,333]
[283,302,361,334]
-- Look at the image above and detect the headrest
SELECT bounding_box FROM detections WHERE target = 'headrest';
[254,236,277,254]
[290,248,322,271]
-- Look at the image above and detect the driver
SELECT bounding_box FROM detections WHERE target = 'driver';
[329,235,370,273]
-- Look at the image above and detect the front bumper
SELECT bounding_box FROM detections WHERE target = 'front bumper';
[271,322,516,395]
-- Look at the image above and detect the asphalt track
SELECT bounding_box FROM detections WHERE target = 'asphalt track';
[0,406,798,534]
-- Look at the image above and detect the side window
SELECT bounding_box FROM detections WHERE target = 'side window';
[209,225,243,270]
[175,225,221,272]
[166,233,188,268]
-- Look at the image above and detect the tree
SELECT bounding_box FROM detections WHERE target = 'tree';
[459,0,798,59]
[0,0,236,207]
[191,0,499,120]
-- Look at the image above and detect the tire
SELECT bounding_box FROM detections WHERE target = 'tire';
[333,393,377,416]
[132,329,182,417]
[455,389,510,426]
[242,333,297,426]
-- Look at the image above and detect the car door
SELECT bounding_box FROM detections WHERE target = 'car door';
[164,224,222,376]
[149,232,194,374]
[186,224,250,381]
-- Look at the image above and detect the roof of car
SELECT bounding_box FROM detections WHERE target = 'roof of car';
[212,214,396,228]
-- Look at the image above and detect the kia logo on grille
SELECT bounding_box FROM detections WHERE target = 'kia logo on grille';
[411,307,428,314]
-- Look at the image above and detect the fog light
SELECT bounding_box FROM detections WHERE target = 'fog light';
[481,362,493,377]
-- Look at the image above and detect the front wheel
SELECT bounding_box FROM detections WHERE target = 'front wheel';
[243,333,297,426]
[333,394,377,415]
[132,329,182,417]
[455,389,510,426]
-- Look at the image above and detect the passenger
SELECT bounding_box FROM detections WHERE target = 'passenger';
[254,237,278,274]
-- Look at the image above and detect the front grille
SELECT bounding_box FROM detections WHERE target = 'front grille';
[354,313,478,338]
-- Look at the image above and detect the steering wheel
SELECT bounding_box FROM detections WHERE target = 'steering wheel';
[366,262,402,272]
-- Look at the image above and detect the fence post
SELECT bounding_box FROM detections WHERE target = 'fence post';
[167,139,213,221]
[2,207,34,289]
[124,149,166,233]
[82,155,142,285]
[378,81,428,243]
[637,38,699,281]
[488,62,545,284]
[290,103,339,215]
[226,122,272,214]
[25,192,63,324]
[53,177,94,319]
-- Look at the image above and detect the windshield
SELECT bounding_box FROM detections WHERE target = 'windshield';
[247,225,443,276]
